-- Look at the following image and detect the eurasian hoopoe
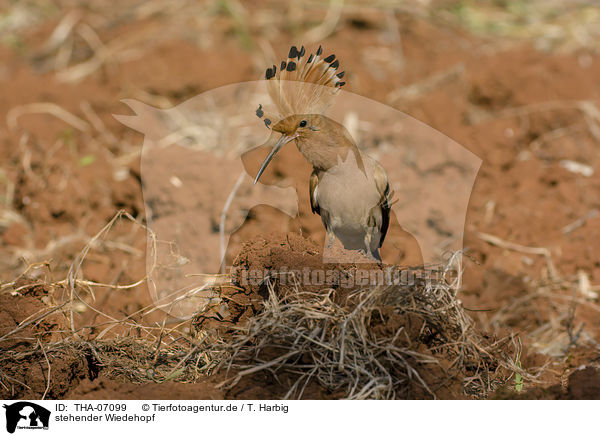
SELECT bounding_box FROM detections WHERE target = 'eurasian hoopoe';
[254,45,391,261]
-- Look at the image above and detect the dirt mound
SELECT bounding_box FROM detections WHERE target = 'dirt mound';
[194,232,388,334]
[231,233,389,296]
[214,233,518,399]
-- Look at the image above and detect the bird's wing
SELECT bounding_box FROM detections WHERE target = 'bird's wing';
[373,163,391,248]
[309,170,320,215]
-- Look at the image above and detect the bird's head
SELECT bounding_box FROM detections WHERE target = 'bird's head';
[271,114,321,136]
[254,114,323,184]
[253,45,349,183]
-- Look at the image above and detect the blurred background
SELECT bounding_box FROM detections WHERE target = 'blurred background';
[1,0,600,399]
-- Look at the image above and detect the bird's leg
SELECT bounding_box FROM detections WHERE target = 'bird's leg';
[327,228,335,248]
[363,231,381,262]
[363,232,373,256]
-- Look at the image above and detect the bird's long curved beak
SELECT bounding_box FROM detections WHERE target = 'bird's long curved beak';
[254,134,296,184]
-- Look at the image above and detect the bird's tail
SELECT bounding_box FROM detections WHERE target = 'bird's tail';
[256,45,345,128]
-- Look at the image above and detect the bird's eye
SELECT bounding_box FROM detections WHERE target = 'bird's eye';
[299,120,307,127]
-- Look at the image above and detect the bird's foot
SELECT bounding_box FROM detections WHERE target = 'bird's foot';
[327,231,335,249]
[359,249,381,263]
[356,249,374,262]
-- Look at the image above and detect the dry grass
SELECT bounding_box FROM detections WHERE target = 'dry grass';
[0,211,526,399]
[0,210,219,397]
[214,255,525,399]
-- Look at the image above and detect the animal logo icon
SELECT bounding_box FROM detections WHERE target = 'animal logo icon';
[114,46,481,319]
[3,402,50,433]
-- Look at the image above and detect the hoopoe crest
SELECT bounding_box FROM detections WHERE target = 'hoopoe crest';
[255,45,345,128]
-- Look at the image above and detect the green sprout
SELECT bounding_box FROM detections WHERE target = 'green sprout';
[515,360,523,392]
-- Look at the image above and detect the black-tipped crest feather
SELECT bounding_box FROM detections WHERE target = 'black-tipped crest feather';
[260,45,346,124]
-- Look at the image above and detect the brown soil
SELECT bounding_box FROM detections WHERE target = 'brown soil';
[1,1,600,400]
[495,366,600,400]
[67,377,223,400]
[229,233,385,299]
[0,289,88,399]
